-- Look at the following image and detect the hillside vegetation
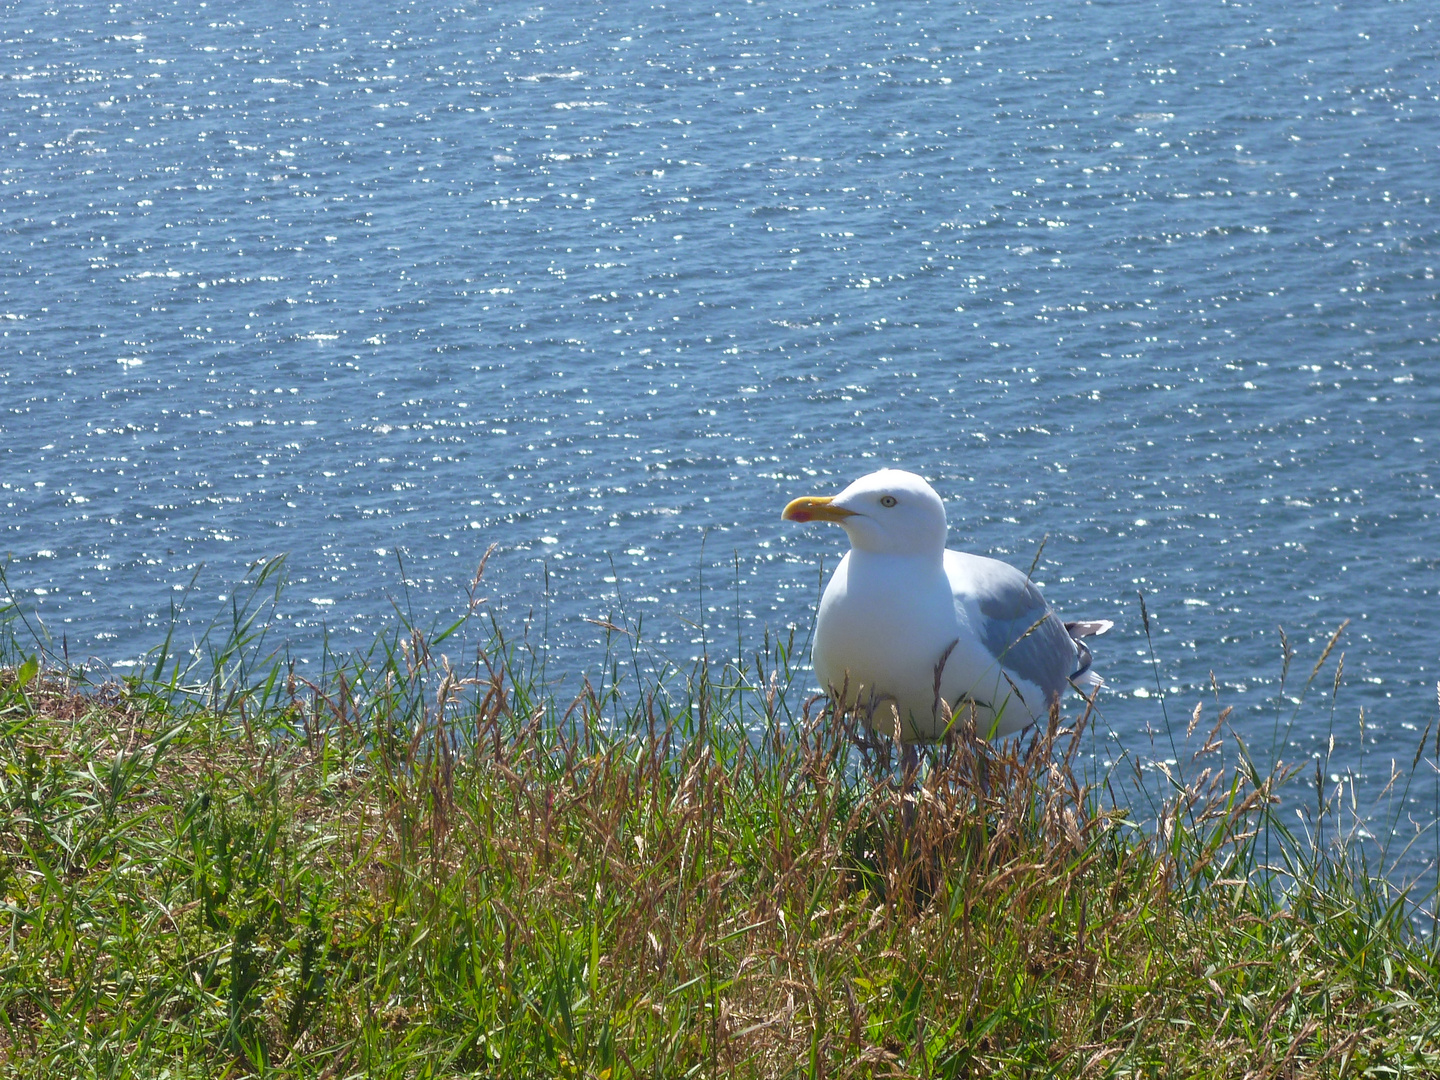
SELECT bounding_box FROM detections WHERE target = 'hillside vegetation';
[1,566,1438,1077]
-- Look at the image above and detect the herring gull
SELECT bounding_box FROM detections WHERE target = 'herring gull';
[782,469,1110,742]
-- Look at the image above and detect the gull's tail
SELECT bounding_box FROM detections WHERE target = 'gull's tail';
[1066,619,1113,699]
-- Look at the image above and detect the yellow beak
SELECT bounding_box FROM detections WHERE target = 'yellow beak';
[781,495,856,524]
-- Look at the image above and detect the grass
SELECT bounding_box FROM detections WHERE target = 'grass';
[1,557,1439,1077]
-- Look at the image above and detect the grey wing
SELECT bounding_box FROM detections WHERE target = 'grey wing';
[972,565,1076,701]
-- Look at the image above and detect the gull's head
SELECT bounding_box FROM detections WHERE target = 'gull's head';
[782,469,947,557]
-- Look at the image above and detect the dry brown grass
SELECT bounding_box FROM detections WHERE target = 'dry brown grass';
[1,611,1439,1076]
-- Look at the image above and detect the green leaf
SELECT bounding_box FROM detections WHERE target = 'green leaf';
[15,654,38,688]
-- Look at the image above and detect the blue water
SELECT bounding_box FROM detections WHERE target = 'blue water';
[3,0,1438,832]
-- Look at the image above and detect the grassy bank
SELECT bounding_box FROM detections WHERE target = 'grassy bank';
[2,570,1439,1077]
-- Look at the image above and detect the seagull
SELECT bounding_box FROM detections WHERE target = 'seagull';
[782,469,1110,744]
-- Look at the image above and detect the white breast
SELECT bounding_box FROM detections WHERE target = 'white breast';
[812,549,1058,740]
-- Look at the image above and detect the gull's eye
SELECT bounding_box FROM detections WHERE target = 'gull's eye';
[879,495,898,508]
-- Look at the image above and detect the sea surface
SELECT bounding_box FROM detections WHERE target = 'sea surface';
[2,0,1438,847]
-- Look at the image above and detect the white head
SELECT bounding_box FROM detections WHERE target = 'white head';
[782,468,948,558]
